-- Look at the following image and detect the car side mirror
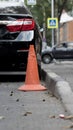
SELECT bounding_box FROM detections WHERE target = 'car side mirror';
[63,43,67,48]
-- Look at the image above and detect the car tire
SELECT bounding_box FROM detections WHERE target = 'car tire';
[42,54,52,64]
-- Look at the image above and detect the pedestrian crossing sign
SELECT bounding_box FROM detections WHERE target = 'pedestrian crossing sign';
[47,18,58,28]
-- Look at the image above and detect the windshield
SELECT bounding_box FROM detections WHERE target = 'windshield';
[0,0,31,14]
[0,0,24,7]
[0,0,23,2]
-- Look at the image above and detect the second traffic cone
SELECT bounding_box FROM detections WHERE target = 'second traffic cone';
[18,44,47,91]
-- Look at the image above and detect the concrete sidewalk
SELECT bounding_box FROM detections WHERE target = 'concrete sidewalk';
[41,65,73,116]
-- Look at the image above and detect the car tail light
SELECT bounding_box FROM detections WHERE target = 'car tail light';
[6,18,35,32]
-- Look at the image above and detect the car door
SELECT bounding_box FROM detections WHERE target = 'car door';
[52,43,67,59]
[66,43,73,59]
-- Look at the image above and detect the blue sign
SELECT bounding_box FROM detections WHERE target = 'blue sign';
[49,20,56,26]
[47,18,58,28]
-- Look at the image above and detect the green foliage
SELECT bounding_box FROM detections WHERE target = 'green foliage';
[24,0,73,45]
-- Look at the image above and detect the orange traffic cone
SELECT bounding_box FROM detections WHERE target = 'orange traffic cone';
[18,44,47,91]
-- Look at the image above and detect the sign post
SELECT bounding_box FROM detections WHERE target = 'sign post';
[51,0,54,47]
[47,17,58,47]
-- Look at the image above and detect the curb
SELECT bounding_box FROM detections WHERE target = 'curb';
[41,68,73,115]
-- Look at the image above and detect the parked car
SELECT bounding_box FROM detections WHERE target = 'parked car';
[41,42,73,64]
[0,0,42,76]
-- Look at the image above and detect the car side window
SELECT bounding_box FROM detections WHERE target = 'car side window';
[57,44,63,48]
[67,43,73,49]
[56,43,67,48]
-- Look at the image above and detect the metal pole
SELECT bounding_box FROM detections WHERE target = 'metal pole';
[51,0,54,17]
[51,0,54,47]
[43,7,46,42]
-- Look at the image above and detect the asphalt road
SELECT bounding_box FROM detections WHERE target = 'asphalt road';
[0,82,72,130]
[42,60,73,92]
[0,61,73,130]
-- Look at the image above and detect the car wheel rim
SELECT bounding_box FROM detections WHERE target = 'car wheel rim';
[43,55,51,64]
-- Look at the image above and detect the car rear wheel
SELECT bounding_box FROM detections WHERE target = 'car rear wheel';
[42,54,52,64]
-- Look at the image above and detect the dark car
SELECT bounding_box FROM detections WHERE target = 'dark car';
[0,0,42,75]
[41,42,73,64]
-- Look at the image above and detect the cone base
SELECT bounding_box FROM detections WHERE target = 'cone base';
[18,84,47,91]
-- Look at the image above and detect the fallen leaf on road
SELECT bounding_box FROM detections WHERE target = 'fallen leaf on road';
[23,111,32,116]
[10,93,13,96]
[64,123,73,129]
[26,112,32,114]
[16,99,19,102]
[64,115,73,120]
[11,91,13,94]
[42,99,45,102]
[0,116,5,120]
[10,91,14,96]
[59,114,73,120]
[49,115,56,118]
